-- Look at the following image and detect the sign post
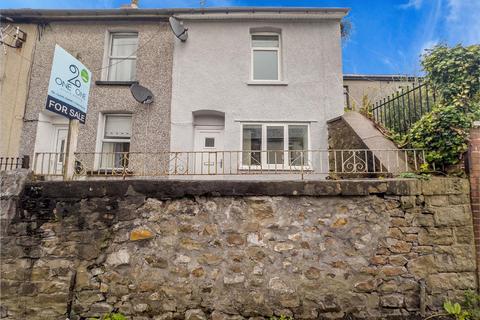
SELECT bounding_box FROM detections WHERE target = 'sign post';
[63,119,79,180]
[45,45,91,180]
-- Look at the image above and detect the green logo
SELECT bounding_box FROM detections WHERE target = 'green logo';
[80,69,89,83]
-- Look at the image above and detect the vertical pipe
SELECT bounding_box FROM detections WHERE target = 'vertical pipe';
[419,279,426,317]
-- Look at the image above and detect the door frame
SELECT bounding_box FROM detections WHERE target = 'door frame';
[52,125,68,174]
[193,126,225,174]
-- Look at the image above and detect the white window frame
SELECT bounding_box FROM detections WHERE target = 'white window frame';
[95,113,132,170]
[103,31,138,82]
[240,123,310,170]
[250,33,281,82]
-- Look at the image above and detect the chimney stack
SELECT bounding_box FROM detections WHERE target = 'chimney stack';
[120,0,138,9]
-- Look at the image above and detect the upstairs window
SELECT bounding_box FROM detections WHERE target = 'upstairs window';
[251,34,280,81]
[107,32,138,81]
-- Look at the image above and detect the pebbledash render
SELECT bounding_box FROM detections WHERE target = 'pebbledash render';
[10,9,175,172]
[4,7,348,177]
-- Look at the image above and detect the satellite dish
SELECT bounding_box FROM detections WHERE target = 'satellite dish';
[130,83,154,104]
[169,17,188,41]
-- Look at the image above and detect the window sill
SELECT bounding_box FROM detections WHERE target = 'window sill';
[95,80,139,86]
[246,80,288,86]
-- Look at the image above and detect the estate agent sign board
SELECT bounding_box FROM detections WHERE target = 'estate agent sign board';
[45,45,92,123]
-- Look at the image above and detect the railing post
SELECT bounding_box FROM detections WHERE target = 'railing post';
[63,119,79,181]
[21,155,30,169]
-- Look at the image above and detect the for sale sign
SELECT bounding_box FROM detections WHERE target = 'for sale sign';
[45,45,92,123]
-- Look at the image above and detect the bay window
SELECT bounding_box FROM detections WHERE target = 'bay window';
[241,123,309,169]
[251,34,280,81]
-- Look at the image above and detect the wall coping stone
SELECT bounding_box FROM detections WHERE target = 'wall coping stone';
[23,177,468,200]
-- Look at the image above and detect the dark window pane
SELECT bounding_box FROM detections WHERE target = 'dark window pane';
[205,137,215,147]
[267,126,284,165]
[242,125,262,166]
[288,125,308,166]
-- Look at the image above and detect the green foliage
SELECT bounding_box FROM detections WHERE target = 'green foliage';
[408,102,479,167]
[270,315,294,320]
[463,290,480,320]
[439,291,480,320]
[444,300,470,320]
[360,94,372,116]
[87,312,127,320]
[404,44,480,170]
[398,172,430,180]
[423,44,480,103]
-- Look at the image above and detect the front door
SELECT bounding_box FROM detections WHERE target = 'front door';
[194,128,224,174]
[54,126,68,174]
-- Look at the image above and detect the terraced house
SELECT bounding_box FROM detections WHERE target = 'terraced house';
[3,8,175,176]
[1,6,348,178]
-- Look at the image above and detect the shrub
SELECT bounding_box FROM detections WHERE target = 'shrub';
[408,101,479,167]
[405,44,480,170]
[464,290,480,320]
[444,300,470,320]
[439,290,480,320]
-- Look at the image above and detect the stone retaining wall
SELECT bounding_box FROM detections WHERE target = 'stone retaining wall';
[0,178,477,319]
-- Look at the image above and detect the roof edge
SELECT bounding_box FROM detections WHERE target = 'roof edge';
[343,74,423,82]
[0,7,349,22]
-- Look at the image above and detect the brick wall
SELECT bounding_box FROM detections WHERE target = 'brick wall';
[469,122,480,281]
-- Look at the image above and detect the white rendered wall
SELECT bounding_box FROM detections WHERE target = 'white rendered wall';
[170,19,344,173]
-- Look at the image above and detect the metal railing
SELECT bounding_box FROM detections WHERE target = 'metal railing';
[33,149,427,179]
[369,82,437,135]
[0,155,30,171]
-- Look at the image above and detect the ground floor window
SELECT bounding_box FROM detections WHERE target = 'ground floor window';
[99,114,132,168]
[241,123,309,168]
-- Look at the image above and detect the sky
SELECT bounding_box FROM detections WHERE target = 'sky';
[1,0,479,75]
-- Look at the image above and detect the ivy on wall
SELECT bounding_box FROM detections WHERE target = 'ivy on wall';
[406,44,480,170]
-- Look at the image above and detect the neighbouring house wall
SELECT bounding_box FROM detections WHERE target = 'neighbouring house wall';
[0,24,37,157]
[170,20,344,158]
[0,178,476,319]
[468,122,480,281]
[344,79,418,111]
[327,116,366,150]
[19,21,173,160]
